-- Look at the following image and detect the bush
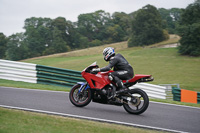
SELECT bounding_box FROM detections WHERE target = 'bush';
[128,5,167,47]
[177,0,200,56]
[89,39,102,47]
[178,23,200,56]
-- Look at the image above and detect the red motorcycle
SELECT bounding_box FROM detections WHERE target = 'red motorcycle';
[69,62,154,114]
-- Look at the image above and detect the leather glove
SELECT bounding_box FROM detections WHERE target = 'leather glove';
[91,68,100,74]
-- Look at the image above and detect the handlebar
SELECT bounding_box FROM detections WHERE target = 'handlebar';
[84,65,99,74]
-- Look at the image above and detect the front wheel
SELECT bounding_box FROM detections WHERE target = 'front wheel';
[123,88,149,115]
[69,84,92,107]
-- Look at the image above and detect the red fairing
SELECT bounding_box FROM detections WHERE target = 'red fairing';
[82,71,113,89]
[81,62,153,89]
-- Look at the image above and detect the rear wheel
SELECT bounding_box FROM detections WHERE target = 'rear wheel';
[123,88,149,115]
[69,84,92,107]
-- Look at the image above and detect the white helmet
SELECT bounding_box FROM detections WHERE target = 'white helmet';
[103,47,115,61]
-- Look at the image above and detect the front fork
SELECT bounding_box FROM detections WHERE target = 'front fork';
[77,82,90,94]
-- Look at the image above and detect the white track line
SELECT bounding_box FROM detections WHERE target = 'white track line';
[0,104,187,133]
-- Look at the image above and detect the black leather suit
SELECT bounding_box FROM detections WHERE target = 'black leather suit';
[100,53,134,89]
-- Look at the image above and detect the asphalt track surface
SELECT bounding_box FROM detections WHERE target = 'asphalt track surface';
[0,86,200,133]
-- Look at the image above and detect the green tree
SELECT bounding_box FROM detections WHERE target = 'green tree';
[24,17,52,57]
[65,20,89,49]
[24,17,71,56]
[105,24,125,43]
[112,12,131,39]
[51,17,68,42]
[158,8,183,33]
[0,33,7,58]
[128,5,169,47]
[73,35,89,48]
[89,39,102,47]
[6,33,29,60]
[77,13,95,41]
[50,17,70,53]
[177,0,200,56]
[43,27,70,55]
[77,10,112,41]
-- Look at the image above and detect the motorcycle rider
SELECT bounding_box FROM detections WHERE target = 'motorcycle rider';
[92,47,134,96]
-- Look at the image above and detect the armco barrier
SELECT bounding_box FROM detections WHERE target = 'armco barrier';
[36,65,82,77]
[172,87,181,101]
[0,59,37,83]
[0,59,172,99]
[36,65,85,87]
[130,83,172,99]
[0,59,84,88]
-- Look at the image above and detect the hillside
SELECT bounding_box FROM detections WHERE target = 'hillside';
[23,35,200,92]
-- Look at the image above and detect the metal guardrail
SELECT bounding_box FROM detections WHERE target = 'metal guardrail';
[130,83,172,99]
[0,59,173,99]
[36,65,85,87]
[172,87,181,101]
[0,59,37,83]
[0,59,84,88]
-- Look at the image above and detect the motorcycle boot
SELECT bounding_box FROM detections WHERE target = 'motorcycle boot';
[108,73,129,98]
[116,81,129,95]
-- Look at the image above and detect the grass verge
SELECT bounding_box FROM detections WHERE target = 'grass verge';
[0,79,70,92]
[0,107,162,133]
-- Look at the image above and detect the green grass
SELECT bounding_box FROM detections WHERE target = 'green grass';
[23,45,200,92]
[124,48,200,91]
[0,79,70,92]
[0,107,162,133]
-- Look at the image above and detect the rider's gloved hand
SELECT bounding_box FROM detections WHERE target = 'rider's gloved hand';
[91,68,100,74]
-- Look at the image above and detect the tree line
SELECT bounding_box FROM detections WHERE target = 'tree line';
[0,1,199,60]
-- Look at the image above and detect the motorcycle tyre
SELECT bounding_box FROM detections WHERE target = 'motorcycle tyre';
[123,88,149,115]
[69,84,92,107]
